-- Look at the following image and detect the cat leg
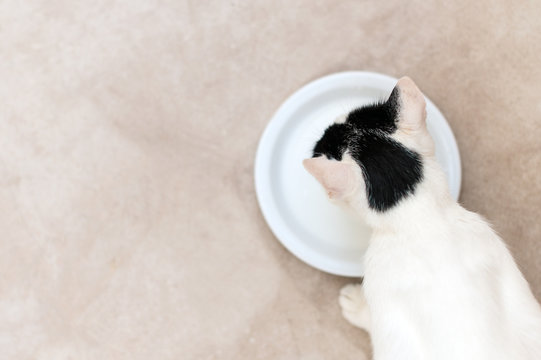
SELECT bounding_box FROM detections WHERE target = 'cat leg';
[339,283,371,332]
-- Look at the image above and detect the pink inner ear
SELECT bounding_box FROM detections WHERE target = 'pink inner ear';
[396,76,427,131]
[303,157,356,199]
[303,157,327,181]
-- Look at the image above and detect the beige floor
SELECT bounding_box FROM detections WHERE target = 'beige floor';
[1,1,541,359]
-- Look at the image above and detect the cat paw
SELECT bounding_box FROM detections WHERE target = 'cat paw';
[339,283,370,331]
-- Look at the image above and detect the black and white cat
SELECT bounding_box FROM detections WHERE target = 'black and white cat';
[303,77,541,360]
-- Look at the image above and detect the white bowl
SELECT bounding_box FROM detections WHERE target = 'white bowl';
[254,71,461,277]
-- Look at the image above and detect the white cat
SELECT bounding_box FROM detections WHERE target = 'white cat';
[303,77,541,360]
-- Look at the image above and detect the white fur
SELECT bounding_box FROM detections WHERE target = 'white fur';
[306,77,541,359]
[356,156,541,360]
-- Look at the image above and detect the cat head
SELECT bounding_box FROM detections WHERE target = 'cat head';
[303,77,435,216]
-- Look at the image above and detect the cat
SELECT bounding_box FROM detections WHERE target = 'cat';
[303,77,541,360]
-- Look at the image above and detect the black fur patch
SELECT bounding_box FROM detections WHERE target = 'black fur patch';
[311,86,423,212]
[346,87,400,134]
[349,134,423,212]
[312,123,352,160]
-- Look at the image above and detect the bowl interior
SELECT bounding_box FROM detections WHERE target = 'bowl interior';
[255,72,461,276]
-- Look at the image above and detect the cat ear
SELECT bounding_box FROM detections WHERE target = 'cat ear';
[303,156,358,200]
[396,76,427,132]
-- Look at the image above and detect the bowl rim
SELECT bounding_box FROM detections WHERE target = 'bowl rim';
[254,71,462,277]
